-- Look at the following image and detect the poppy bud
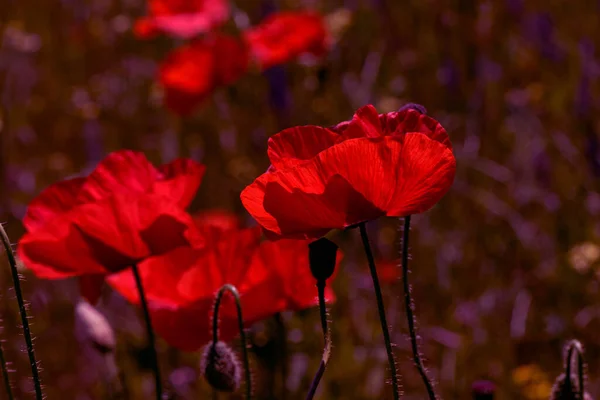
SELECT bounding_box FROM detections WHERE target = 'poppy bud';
[550,373,592,400]
[200,341,241,392]
[399,102,427,114]
[471,380,495,399]
[308,237,339,281]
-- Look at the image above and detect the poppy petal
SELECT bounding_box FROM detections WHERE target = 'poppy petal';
[332,104,383,139]
[154,158,206,208]
[73,193,200,272]
[267,126,339,170]
[80,275,106,304]
[23,177,86,232]
[77,151,159,203]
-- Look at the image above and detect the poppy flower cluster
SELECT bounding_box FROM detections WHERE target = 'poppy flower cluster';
[107,211,339,351]
[135,1,329,115]
[17,150,339,352]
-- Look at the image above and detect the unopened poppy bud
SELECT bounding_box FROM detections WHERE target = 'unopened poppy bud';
[550,339,592,400]
[200,341,241,392]
[471,380,495,399]
[399,102,427,114]
[309,237,338,281]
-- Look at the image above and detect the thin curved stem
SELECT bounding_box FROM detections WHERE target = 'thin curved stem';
[305,280,330,400]
[131,264,162,400]
[212,284,251,400]
[0,224,42,399]
[274,312,288,399]
[359,223,400,400]
[565,340,585,397]
[401,216,437,399]
[0,337,12,400]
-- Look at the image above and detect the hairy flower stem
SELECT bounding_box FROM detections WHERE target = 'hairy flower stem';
[0,224,42,399]
[401,216,437,399]
[274,312,288,399]
[359,223,400,400]
[565,340,585,397]
[0,341,12,400]
[131,264,162,400]
[212,284,251,399]
[305,280,330,400]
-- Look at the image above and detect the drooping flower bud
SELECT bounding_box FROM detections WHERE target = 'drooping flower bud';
[308,237,339,281]
[471,380,495,399]
[399,102,427,114]
[200,341,241,392]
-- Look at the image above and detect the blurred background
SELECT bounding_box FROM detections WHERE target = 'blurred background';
[2,0,600,398]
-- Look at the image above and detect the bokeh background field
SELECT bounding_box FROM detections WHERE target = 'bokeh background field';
[2,0,600,398]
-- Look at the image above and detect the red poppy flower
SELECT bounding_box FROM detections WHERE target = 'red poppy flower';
[159,35,249,115]
[134,0,229,39]
[244,11,329,70]
[107,213,339,351]
[17,150,206,303]
[240,105,456,239]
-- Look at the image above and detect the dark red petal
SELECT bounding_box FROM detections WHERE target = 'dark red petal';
[192,209,240,233]
[381,108,452,149]
[154,158,206,208]
[133,18,160,39]
[80,275,106,304]
[73,193,200,272]
[384,133,456,215]
[17,221,109,279]
[23,177,86,232]
[213,35,250,86]
[159,40,217,115]
[331,104,383,140]
[267,126,339,170]
[77,151,159,203]
[244,11,328,70]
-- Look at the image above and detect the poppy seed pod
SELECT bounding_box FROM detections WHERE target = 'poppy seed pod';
[398,102,427,115]
[309,237,339,281]
[471,380,495,399]
[200,341,241,392]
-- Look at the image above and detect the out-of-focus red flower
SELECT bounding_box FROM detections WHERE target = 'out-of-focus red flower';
[371,260,400,284]
[159,35,249,115]
[244,11,329,70]
[107,212,340,351]
[241,105,456,239]
[134,0,229,39]
[17,150,206,303]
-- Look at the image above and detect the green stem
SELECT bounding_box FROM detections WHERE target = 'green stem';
[359,222,400,400]
[131,264,162,400]
[0,224,42,399]
[305,280,330,400]
[212,284,251,400]
[401,216,437,399]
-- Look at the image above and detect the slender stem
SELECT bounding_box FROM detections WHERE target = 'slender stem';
[359,223,400,399]
[212,284,251,400]
[0,337,13,400]
[274,312,288,399]
[0,224,42,399]
[401,216,437,399]
[131,264,162,400]
[305,280,331,400]
[565,340,584,397]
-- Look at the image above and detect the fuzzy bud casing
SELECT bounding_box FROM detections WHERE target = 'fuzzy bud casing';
[200,341,241,392]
